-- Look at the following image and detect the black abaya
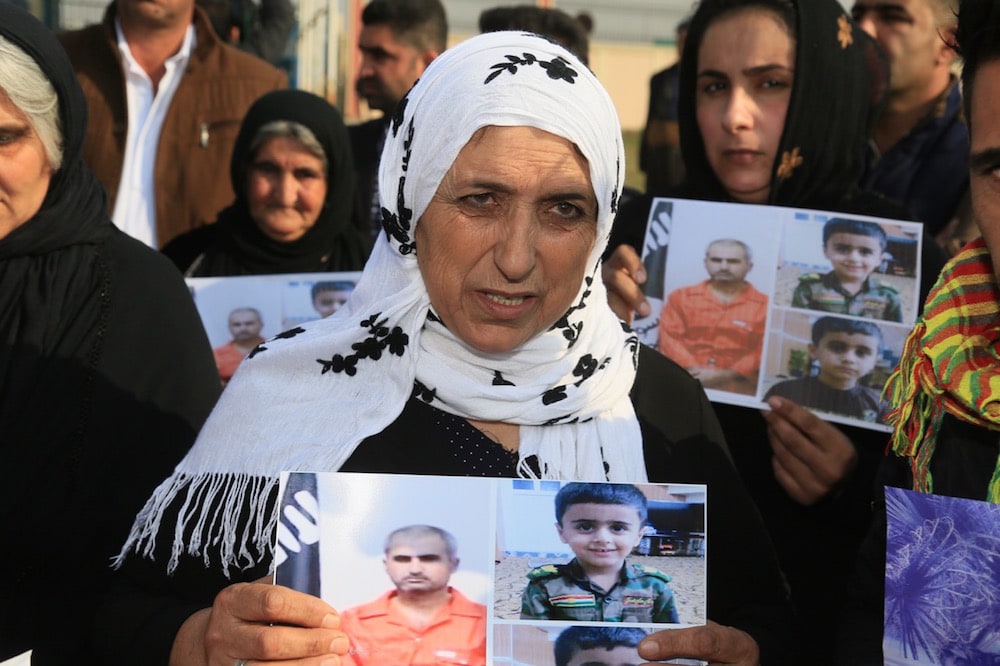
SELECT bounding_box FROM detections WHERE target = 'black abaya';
[0,5,221,662]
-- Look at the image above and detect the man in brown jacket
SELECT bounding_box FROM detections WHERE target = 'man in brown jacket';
[59,0,287,248]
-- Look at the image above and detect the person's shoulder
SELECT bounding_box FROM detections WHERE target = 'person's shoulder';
[797,272,824,285]
[341,591,393,621]
[206,42,287,89]
[191,13,287,83]
[98,229,219,392]
[635,344,700,392]
[633,344,727,448]
[865,278,899,295]
[662,282,701,307]
[100,231,209,331]
[855,382,882,401]
[834,187,915,221]
[633,345,708,411]
[628,562,672,584]
[525,563,564,582]
[763,377,800,400]
[744,282,769,301]
[608,192,656,255]
[863,384,882,402]
[617,192,656,220]
[670,281,705,298]
[57,21,104,47]
[181,40,288,113]
[649,66,673,86]
[215,40,286,78]
[348,118,389,155]
[58,20,111,65]
[103,228,188,286]
[448,588,488,616]
[937,108,970,147]
[349,117,388,136]
[161,224,218,273]
[854,384,885,422]
[939,82,969,134]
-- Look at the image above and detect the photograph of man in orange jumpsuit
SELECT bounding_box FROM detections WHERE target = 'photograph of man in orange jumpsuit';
[212,307,266,386]
[658,238,768,395]
[339,524,487,666]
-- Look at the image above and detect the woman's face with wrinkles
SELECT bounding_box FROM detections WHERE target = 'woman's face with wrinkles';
[415,125,597,354]
[695,7,795,203]
[247,136,328,243]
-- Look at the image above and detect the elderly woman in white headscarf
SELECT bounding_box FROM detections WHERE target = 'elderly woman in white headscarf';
[101,32,793,665]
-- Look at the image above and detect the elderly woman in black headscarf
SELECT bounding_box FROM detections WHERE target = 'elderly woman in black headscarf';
[161,88,370,276]
[101,31,793,665]
[0,5,222,663]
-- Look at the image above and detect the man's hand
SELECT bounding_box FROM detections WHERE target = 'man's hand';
[638,621,760,665]
[762,396,859,505]
[171,578,349,666]
[602,244,650,324]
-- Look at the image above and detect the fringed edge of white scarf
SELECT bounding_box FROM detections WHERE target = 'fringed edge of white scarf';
[114,472,280,578]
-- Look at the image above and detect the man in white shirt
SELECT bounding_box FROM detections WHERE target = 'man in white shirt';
[60,0,287,248]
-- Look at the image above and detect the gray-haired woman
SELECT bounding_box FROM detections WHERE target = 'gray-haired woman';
[0,5,220,662]
[160,88,370,276]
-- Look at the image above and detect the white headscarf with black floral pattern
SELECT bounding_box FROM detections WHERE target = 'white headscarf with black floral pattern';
[119,31,646,574]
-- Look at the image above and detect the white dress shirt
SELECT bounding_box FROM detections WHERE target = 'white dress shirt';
[111,19,195,248]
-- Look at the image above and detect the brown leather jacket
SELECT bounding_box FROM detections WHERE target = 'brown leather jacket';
[58,5,288,246]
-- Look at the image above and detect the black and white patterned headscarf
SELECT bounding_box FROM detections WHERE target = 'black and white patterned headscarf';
[121,31,644,574]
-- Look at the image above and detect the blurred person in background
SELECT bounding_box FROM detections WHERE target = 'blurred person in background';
[641,16,690,194]
[350,0,447,241]
[479,4,589,63]
[196,0,295,66]
[853,0,968,248]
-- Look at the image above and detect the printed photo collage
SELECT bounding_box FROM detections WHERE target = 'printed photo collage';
[185,271,362,385]
[275,472,708,666]
[638,198,923,432]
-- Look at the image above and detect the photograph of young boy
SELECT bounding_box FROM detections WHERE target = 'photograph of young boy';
[492,625,650,666]
[792,218,903,322]
[311,280,355,319]
[553,626,649,666]
[520,483,679,623]
[764,316,887,423]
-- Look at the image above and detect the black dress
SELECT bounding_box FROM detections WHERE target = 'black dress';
[0,5,221,663]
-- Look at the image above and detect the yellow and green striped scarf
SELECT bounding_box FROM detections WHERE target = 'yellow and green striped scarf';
[884,238,1000,503]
